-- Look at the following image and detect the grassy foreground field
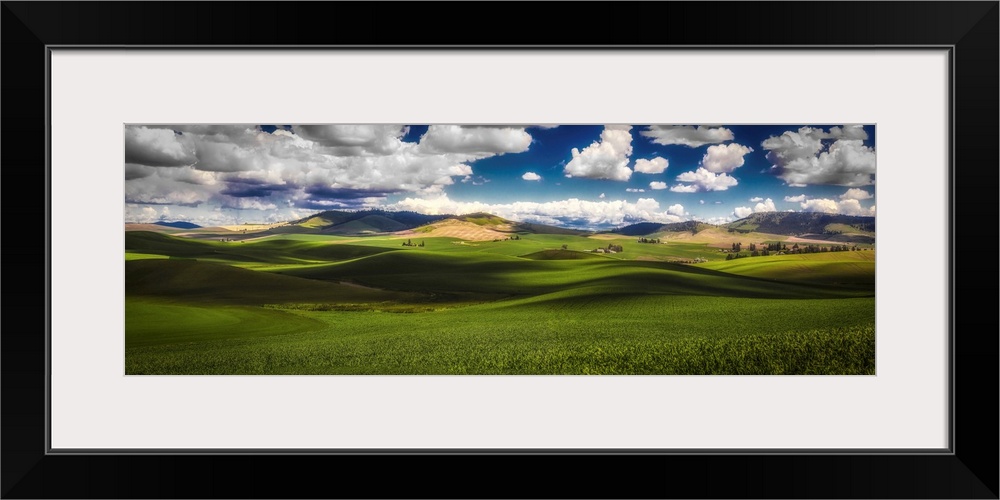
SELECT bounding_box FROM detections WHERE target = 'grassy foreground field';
[125,230,876,375]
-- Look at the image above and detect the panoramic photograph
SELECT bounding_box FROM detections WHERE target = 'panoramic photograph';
[124,124,876,375]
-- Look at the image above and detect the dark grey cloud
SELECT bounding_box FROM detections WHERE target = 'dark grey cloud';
[295,198,370,211]
[124,163,155,180]
[292,125,407,156]
[304,185,393,200]
[124,126,197,167]
[193,141,264,172]
[220,183,292,198]
[123,197,201,207]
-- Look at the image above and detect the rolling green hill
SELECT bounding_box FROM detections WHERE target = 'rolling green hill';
[698,251,875,286]
[519,249,610,260]
[125,217,876,375]
[126,259,409,304]
[455,212,511,226]
[125,231,397,264]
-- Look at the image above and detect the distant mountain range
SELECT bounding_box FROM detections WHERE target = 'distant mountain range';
[277,209,450,235]
[613,212,874,239]
[270,209,588,237]
[152,221,202,229]
[611,221,713,236]
[272,210,875,239]
[131,210,874,241]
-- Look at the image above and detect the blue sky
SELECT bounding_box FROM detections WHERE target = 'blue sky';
[124,124,876,229]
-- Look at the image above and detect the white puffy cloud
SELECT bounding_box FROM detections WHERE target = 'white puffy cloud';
[667,204,686,217]
[417,125,532,156]
[599,193,606,199]
[563,125,633,181]
[839,188,873,200]
[669,184,699,193]
[733,198,776,219]
[668,143,750,192]
[671,168,738,192]
[783,194,808,203]
[753,198,776,213]
[700,143,753,173]
[800,198,876,216]
[522,172,541,181]
[634,157,669,174]
[762,126,875,187]
[626,188,646,193]
[649,181,667,190]
[799,198,840,214]
[749,197,764,202]
[388,194,685,228]
[640,125,734,147]
[699,200,705,204]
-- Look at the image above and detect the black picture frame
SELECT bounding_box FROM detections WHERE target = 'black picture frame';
[3,2,996,498]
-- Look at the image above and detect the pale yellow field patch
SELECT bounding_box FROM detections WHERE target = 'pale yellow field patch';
[399,219,512,241]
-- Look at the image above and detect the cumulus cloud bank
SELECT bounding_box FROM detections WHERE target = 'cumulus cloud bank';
[124,124,536,216]
[780,189,875,215]
[387,194,685,228]
[761,125,875,187]
[800,198,875,216]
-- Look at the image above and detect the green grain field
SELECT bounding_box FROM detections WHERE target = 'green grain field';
[125,230,876,375]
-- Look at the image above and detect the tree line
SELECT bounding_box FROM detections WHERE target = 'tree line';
[726,242,865,260]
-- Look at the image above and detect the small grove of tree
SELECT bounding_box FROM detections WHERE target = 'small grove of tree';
[402,239,419,247]
[607,244,624,253]
[637,237,661,244]
[738,243,858,255]
[764,242,786,252]
[561,244,568,250]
